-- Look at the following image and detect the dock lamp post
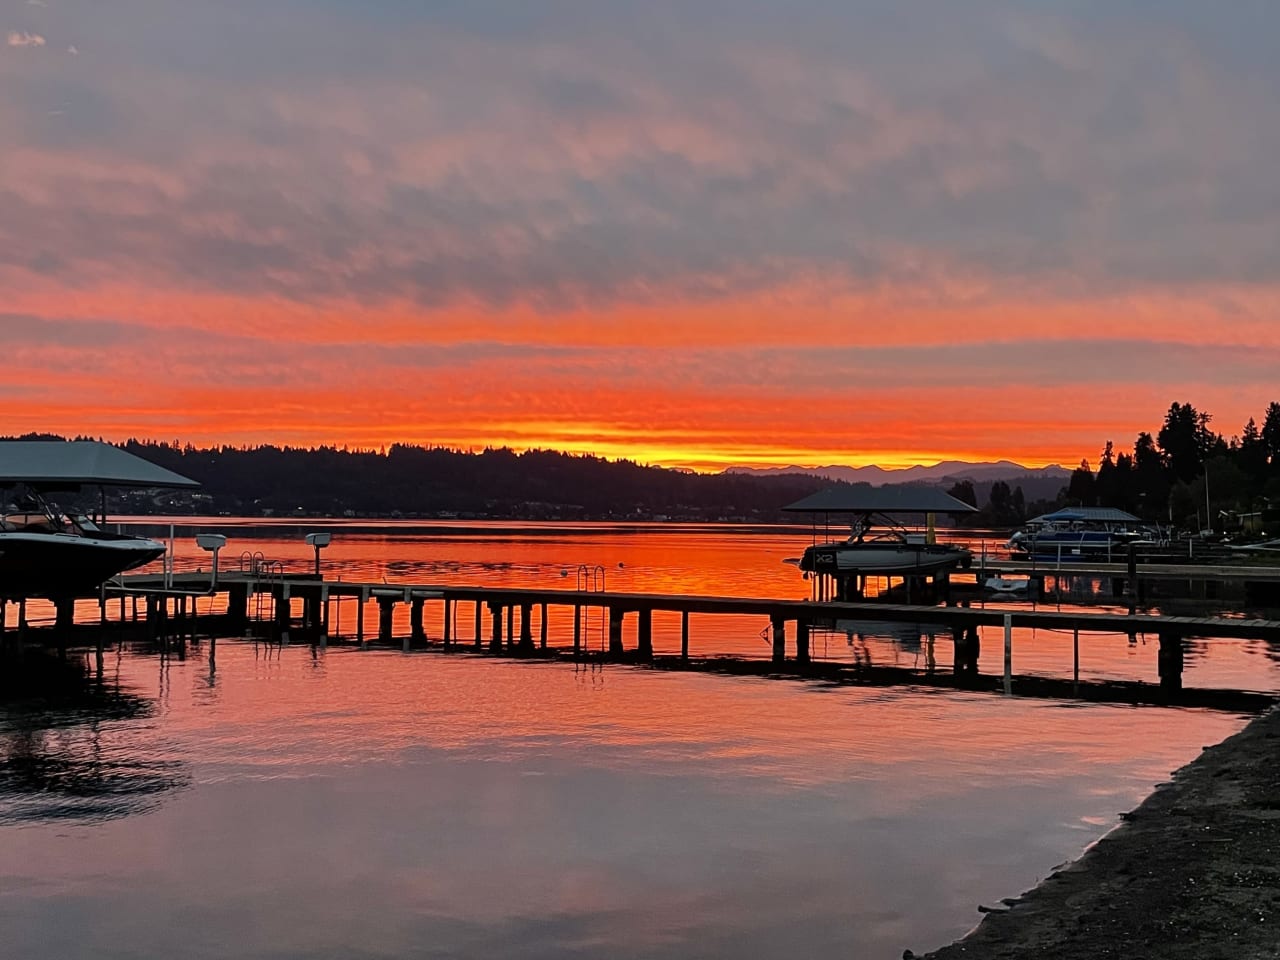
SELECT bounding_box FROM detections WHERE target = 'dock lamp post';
[195,533,228,587]
[304,532,332,577]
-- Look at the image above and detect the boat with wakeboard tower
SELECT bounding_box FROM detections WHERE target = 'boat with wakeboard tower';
[0,440,197,599]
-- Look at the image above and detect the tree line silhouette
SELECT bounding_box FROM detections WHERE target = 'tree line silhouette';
[946,401,1280,530]
[1061,401,1280,529]
[23,438,838,521]
[11,402,1279,530]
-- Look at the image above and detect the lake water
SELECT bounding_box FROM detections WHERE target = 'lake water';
[2,522,1276,958]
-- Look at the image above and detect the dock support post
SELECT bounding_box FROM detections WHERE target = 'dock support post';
[443,598,453,648]
[276,586,291,644]
[376,597,395,647]
[637,608,652,660]
[506,605,515,652]
[489,603,503,653]
[608,607,624,656]
[357,589,367,648]
[410,597,425,648]
[680,610,689,661]
[1158,631,1184,695]
[771,615,786,664]
[540,603,548,650]
[474,600,483,650]
[1003,613,1013,695]
[1073,626,1079,693]
[796,620,810,664]
[319,586,329,647]
[518,603,534,653]
[573,605,582,656]
[55,598,75,634]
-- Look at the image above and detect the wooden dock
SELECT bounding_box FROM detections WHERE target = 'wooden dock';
[51,570,1279,700]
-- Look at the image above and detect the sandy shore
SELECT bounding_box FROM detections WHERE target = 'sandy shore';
[913,706,1280,959]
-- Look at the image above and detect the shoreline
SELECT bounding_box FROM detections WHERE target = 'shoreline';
[915,705,1280,959]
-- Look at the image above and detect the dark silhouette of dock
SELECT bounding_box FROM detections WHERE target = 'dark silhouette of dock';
[2,568,1265,711]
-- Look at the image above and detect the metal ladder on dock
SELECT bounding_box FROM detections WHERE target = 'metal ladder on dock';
[576,564,606,653]
[239,551,282,637]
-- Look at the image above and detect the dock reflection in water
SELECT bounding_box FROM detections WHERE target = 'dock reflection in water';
[0,652,189,825]
[0,640,1253,960]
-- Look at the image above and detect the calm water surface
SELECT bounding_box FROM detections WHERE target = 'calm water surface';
[2,523,1275,958]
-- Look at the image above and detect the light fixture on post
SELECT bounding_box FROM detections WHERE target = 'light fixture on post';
[195,533,228,587]
[304,532,332,577]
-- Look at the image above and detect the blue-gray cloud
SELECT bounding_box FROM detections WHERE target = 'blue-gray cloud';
[4,1,1279,313]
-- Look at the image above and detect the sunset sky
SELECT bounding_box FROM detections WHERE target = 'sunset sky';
[3,2,1277,471]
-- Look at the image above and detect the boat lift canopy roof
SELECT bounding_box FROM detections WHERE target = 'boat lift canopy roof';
[1029,507,1141,524]
[0,441,198,489]
[783,485,977,514]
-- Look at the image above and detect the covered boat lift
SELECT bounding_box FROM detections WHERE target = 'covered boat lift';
[0,441,198,632]
[783,485,978,602]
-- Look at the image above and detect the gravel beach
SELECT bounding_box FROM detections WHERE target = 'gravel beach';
[914,706,1280,959]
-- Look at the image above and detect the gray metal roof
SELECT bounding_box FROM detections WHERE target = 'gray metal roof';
[0,441,198,488]
[1031,507,1143,523]
[783,485,978,514]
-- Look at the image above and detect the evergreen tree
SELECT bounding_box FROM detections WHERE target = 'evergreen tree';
[1065,459,1096,506]
[946,479,977,508]
[1239,417,1267,479]
[1262,402,1280,475]
[1095,441,1120,506]
[1132,432,1168,518]
[1157,402,1203,484]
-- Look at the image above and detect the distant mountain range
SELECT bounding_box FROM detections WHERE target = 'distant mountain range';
[725,460,1071,486]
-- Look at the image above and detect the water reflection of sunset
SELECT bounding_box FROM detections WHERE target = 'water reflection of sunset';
[0,642,1250,959]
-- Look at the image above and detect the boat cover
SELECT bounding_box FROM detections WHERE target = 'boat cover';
[0,441,198,488]
[783,486,977,514]
[1029,507,1141,524]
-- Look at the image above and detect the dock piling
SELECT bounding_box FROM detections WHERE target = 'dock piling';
[410,597,425,648]
[796,620,810,664]
[637,608,653,660]
[489,602,503,653]
[1003,613,1013,695]
[608,608,624,655]
[771,616,786,664]
[1158,631,1185,694]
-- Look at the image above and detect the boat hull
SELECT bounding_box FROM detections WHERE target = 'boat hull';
[799,542,971,576]
[0,531,165,599]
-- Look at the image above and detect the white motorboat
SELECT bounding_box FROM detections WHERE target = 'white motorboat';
[798,528,972,576]
[0,492,166,598]
[784,486,976,580]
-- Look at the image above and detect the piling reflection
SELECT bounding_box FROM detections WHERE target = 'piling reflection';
[0,651,188,824]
